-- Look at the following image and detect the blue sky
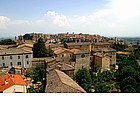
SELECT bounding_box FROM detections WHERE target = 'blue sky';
[0,0,140,37]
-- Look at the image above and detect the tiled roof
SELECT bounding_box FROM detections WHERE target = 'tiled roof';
[94,47,116,52]
[12,65,22,69]
[66,42,91,46]
[70,49,90,54]
[0,48,32,55]
[94,52,110,58]
[32,57,56,62]
[54,48,72,55]
[49,62,74,71]
[117,51,131,55]
[0,73,27,92]
[17,44,33,48]
[46,69,86,93]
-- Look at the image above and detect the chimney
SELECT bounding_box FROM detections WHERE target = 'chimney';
[4,79,8,85]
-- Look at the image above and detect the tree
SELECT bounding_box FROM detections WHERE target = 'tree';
[123,85,136,93]
[0,39,16,45]
[120,76,137,92]
[74,68,92,92]
[33,66,46,84]
[23,34,33,40]
[26,69,33,77]
[32,38,48,58]
[95,83,110,93]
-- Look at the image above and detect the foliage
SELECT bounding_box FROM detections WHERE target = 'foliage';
[74,68,92,92]
[23,34,33,40]
[26,69,33,77]
[90,70,118,93]
[27,85,44,93]
[26,66,46,93]
[116,53,140,92]
[32,38,48,58]
[111,43,128,51]
[33,66,46,84]
[0,39,16,45]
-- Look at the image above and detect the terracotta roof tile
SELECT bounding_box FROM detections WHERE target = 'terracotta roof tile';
[0,73,27,92]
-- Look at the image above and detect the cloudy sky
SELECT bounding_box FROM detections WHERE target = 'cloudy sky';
[0,0,140,37]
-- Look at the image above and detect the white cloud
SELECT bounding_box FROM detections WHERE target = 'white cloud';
[1,0,140,37]
[45,11,70,27]
[0,16,10,29]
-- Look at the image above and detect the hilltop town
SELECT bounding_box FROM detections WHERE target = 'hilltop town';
[0,32,140,93]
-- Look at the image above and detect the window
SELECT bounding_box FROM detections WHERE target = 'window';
[10,56,12,60]
[26,55,28,58]
[62,54,64,57]
[17,62,21,65]
[10,62,13,66]
[81,54,85,58]
[18,56,20,59]
[2,56,4,60]
[3,63,5,66]
[27,61,29,65]
[70,54,72,57]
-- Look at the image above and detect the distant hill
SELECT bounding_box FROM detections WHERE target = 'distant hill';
[119,37,140,44]
[0,37,15,41]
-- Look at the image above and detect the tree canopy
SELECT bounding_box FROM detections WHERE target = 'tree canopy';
[0,39,16,45]
[32,38,48,58]
[74,68,92,92]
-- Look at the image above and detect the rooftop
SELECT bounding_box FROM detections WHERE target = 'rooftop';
[46,69,86,93]
[0,48,32,55]
[66,42,91,46]
[0,73,27,92]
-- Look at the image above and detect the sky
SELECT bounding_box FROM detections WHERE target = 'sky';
[0,0,140,37]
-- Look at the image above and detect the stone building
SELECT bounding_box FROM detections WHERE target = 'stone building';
[32,57,56,69]
[47,61,75,79]
[70,49,91,73]
[0,48,33,69]
[53,47,73,64]
[65,42,91,52]
[93,47,117,67]
[93,53,110,72]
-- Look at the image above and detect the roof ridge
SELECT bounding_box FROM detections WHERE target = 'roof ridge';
[54,69,85,92]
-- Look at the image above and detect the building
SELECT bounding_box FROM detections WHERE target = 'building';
[93,52,110,72]
[0,48,33,69]
[17,43,33,52]
[70,49,91,73]
[47,61,75,79]
[45,69,86,93]
[53,47,73,64]
[0,73,27,93]
[32,57,56,69]
[65,42,91,52]
[93,47,117,67]
[9,65,22,75]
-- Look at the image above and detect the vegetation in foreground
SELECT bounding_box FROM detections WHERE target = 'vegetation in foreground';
[26,66,46,93]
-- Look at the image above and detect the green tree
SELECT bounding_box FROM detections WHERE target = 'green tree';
[33,66,46,84]
[120,76,137,92]
[26,69,33,77]
[95,83,110,93]
[0,39,16,45]
[32,38,48,58]
[74,68,92,92]
[123,85,136,93]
